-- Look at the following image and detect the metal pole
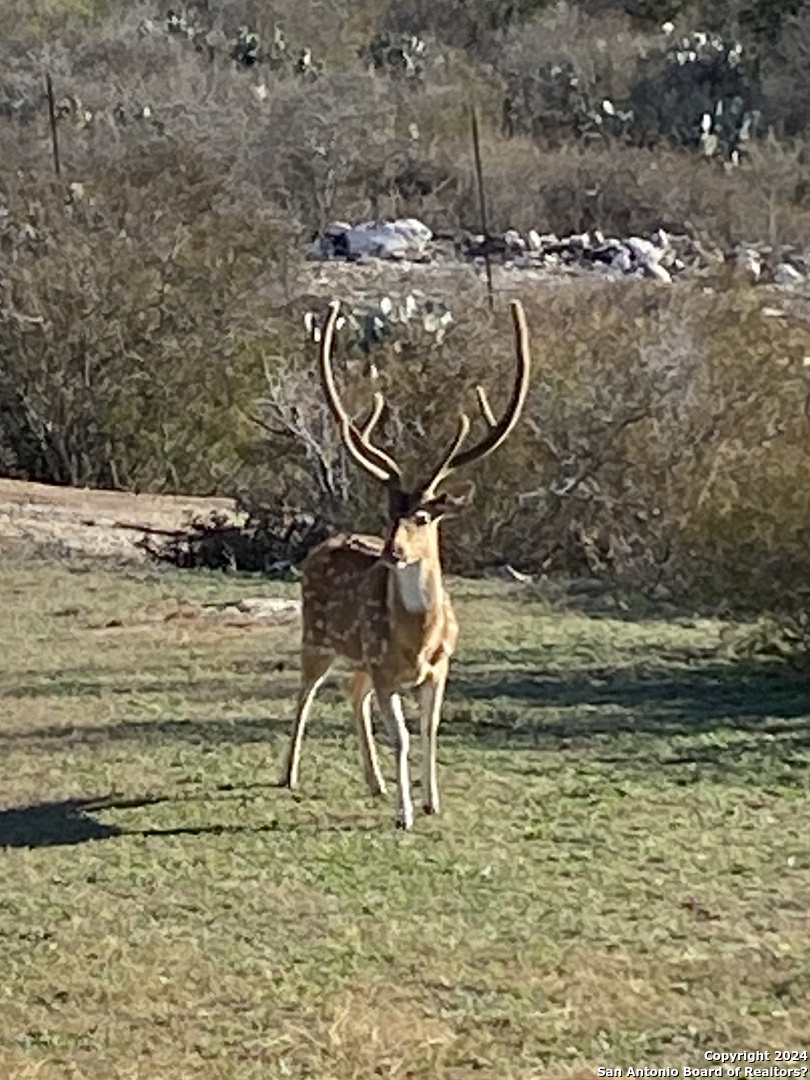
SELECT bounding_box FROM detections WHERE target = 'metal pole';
[45,72,61,177]
[470,105,494,312]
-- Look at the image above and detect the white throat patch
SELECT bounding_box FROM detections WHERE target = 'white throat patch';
[392,560,430,614]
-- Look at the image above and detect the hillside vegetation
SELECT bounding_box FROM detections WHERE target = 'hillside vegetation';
[2,0,810,614]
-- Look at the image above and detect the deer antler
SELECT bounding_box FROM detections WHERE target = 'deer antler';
[319,301,402,485]
[421,299,531,497]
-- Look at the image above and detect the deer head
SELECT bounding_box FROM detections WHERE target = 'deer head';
[319,298,531,568]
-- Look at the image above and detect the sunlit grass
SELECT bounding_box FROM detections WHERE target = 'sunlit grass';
[1,557,809,1079]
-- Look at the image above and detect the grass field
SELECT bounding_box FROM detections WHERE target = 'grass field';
[1,556,809,1080]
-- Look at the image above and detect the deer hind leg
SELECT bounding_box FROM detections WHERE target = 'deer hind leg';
[279,648,334,790]
[346,671,387,797]
[419,657,448,816]
[373,678,414,830]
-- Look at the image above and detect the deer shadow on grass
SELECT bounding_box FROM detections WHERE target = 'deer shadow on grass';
[0,787,386,849]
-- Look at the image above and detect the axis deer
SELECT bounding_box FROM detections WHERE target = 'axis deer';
[279,298,532,828]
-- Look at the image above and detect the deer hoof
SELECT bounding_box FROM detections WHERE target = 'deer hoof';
[422,803,439,816]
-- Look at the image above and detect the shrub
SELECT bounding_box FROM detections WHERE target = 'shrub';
[627,28,760,159]
[496,6,644,144]
[0,160,291,491]
[246,281,810,614]
[760,8,810,137]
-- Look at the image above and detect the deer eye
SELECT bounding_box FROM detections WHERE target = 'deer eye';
[413,509,432,526]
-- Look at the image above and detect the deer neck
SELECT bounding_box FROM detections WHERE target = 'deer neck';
[388,554,444,616]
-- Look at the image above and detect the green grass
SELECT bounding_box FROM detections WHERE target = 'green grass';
[1,557,809,1079]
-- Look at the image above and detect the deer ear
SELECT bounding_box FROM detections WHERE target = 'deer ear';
[429,479,475,518]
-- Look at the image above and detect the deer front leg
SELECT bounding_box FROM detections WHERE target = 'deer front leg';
[373,680,414,829]
[419,657,448,815]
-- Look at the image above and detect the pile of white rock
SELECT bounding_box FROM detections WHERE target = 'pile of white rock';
[306,217,809,289]
[463,228,679,283]
[728,243,809,287]
[307,219,433,263]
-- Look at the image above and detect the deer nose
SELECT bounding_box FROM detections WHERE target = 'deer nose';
[384,540,405,565]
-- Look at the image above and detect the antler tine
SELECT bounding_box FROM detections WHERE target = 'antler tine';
[422,299,531,494]
[359,391,385,440]
[420,413,471,496]
[475,385,496,426]
[319,301,402,484]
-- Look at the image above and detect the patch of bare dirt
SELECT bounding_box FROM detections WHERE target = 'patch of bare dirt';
[0,477,243,562]
[85,596,301,633]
